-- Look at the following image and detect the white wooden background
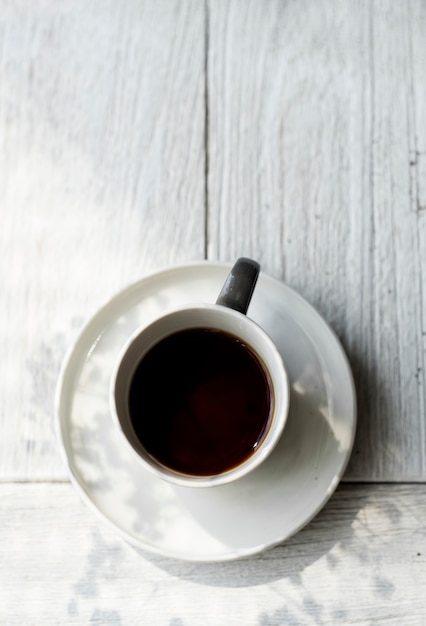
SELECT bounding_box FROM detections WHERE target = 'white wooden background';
[0,0,425,624]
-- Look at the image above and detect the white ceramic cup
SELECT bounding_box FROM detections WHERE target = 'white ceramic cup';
[110,259,290,488]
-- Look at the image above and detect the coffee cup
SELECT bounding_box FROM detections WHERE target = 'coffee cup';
[110,258,290,487]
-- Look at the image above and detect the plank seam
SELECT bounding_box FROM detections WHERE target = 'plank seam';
[0,480,425,486]
[203,0,210,260]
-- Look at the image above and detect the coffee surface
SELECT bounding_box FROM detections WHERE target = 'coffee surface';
[128,328,273,476]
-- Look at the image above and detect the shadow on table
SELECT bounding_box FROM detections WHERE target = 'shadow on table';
[341,334,394,481]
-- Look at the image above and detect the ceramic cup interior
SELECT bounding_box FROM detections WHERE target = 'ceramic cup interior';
[110,304,290,487]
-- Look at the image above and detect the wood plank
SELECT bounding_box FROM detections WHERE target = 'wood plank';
[0,482,424,624]
[207,0,426,480]
[0,0,206,478]
[410,1,426,474]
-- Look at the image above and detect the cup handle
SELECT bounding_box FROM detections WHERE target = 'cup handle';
[216,257,260,315]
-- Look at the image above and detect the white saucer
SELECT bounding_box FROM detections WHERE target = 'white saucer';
[56,262,356,562]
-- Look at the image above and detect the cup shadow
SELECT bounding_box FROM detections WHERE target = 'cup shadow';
[129,326,369,586]
[131,483,370,588]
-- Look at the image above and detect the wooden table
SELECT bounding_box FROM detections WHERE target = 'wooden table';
[1,1,425,623]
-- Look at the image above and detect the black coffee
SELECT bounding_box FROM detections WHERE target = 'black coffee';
[128,328,273,476]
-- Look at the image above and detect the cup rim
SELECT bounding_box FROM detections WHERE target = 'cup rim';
[109,303,290,488]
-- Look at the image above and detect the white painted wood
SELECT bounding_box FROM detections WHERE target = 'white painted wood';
[410,2,426,478]
[0,1,425,620]
[207,0,426,480]
[0,482,424,624]
[0,0,206,479]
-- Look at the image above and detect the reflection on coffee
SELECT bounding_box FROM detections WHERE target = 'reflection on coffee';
[128,328,273,476]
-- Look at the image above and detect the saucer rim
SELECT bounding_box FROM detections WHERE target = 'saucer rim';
[55,261,357,562]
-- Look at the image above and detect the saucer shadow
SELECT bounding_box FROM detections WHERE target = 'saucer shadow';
[334,331,393,481]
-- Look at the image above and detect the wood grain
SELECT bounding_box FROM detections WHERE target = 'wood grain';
[1,2,425,620]
[0,0,206,479]
[206,0,426,480]
[0,482,424,625]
